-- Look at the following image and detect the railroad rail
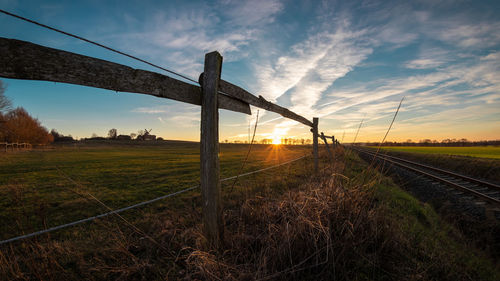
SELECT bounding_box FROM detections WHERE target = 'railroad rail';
[350,146,500,206]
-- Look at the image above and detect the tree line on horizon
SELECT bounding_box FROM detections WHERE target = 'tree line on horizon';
[3,81,497,147]
[83,128,161,141]
[360,139,500,147]
[227,138,313,145]
[0,81,164,144]
[0,81,53,145]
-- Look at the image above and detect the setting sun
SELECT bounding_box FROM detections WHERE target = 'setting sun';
[272,136,281,145]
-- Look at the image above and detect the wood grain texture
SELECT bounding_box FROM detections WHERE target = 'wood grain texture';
[213,76,313,127]
[313,118,319,173]
[200,51,223,247]
[0,38,250,114]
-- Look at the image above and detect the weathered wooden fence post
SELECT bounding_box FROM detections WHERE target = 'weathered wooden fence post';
[200,51,223,247]
[331,135,335,150]
[312,117,319,173]
[320,132,333,163]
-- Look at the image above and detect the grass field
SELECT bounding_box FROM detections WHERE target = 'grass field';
[0,142,311,240]
[373,146,500,159]
[1,144,499,280]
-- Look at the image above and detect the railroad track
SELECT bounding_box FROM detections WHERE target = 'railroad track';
[350,147,500,211]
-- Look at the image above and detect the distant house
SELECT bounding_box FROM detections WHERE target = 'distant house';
[116,135,131,140]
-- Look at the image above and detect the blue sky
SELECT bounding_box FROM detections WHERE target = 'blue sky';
[1,0,499,142]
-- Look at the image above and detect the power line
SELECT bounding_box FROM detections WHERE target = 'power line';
[0,155,308,245]
[0,9,199,84]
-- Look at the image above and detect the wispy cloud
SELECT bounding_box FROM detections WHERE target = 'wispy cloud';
[131,104,201,127]
[125,1,500,141]
[132,107,167,114]
[9,0,499,142]
[220,0,283,27]
[98,0,284,78]
[253,23,373,132]
[404,47,451,69]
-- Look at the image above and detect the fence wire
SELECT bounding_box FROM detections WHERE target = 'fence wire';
[0,154,308,245]
[0,9,199,84]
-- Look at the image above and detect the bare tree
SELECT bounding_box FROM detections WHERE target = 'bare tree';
[108,128,117,139]
[0,80,12,114]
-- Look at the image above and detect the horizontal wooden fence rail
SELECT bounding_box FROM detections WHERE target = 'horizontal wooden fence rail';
[215,77,313,127]
[0,36,320,247]
[0,37,315,127]
[0,38,250,115]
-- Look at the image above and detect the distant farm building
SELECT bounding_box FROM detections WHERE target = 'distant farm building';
[116,135,131,140]
[137,129,156,141]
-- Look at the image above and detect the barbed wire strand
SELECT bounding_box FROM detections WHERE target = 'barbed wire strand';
[54,166,175,256]
[228,110,259,194]
[0,155,307,245]
[0,185,198,246]
[221,155,307,182]
[0,9,199,84]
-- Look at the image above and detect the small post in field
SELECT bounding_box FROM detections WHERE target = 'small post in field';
[200,51,223,247]
[312,117,319,173]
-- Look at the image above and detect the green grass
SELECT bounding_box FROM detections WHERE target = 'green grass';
[0,142,310,239]
[344,151,500,280]
[373,146,500,159]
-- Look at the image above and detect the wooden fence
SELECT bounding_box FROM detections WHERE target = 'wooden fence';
[0,142,32,152]
[0,37,326,246]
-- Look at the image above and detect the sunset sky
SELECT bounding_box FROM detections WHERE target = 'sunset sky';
[1,0,499,142]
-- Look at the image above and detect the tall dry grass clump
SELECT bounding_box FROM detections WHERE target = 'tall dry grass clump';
[184,169,407,280]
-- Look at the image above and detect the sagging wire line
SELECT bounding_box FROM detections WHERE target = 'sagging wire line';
[0,185,199,246]
[0,154,307,246]
[352,97,405,185]
[352,115,365,144]
[54,167,174,256]
[348,98,404,184]
[221,155,307,183]
[228,110,259,194]
[371,97,405,163]
[0,9,199,85]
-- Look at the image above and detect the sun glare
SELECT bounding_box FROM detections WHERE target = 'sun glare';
[272,136,281,145]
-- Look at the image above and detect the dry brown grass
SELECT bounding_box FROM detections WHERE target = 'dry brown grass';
[183,167,406,280]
